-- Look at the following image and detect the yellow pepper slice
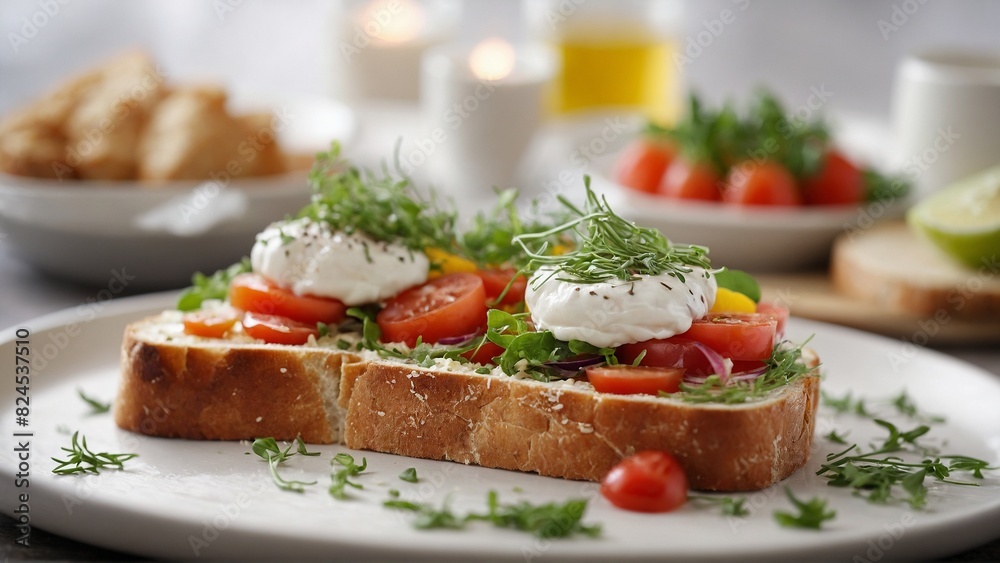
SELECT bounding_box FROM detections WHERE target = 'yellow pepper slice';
[424,247,478,279]
[710,287,757,314]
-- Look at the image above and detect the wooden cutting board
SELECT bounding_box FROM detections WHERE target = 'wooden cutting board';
[756,222,1000,346]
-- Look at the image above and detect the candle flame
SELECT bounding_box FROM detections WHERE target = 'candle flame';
[469,38,515,81]
[360,0,425,44]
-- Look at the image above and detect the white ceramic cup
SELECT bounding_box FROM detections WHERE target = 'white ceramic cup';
[419,40,555,212]
[891,50,1000,199]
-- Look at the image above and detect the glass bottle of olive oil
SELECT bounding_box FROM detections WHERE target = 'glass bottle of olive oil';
[524,0,683,125]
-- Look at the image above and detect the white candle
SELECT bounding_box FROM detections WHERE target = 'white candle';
[330,0,458,101]
[419,38,555,208]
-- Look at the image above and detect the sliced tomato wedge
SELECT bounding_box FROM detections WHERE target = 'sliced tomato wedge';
[755,302,789,337]
[616,337,716,375]
[586,365,684,395]
[182,306,240,338]
[229,273,346,325]
[680,313,776,361]
[601,451,688,513]
[462,339,505,365]
[377,273,488,347]
[242,312,319,345]
[476,268,527,307]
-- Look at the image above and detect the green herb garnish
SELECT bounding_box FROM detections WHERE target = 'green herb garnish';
[299,143,455,252]
[485,309,615,380]
[773,488,836,529]
[890,391,946,423]
[52,432,138,475]
[399,467,419,483]
[824,429,850,444]
[77,388,111,414]
[515,177,710,286]
[822,390,944,423]
[675,339,815,404]
[816,419,995,509]
[458,188,570,271]
[251,437,317,492]
[296,436,321,456]
[384,498,466,530]
[821,390,871,417]
[329,453,368,500]
[385,490,601,539]
[176,258,251,311]
[688,495,750,517]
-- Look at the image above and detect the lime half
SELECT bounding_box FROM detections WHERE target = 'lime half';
[908,166,1000,269]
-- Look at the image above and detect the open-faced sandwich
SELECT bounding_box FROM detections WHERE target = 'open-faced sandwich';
[116,145,820,492]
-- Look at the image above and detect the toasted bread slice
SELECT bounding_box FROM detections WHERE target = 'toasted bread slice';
[116,312,820,491]
[116,311,359,444]
[339,356,819,491]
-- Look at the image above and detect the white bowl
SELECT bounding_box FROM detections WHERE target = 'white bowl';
[585,114,908,273]
[0,97,356,290]
[591,172,906,273]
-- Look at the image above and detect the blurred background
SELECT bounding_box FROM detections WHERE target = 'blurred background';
[3,0,999,118]
[1,0,998,317]
[2,3,1000,559]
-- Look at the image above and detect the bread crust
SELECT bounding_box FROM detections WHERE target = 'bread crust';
[115,318,359,443]
[832,222,1000,318]
[341,362,819,491]
[117,314,820,491]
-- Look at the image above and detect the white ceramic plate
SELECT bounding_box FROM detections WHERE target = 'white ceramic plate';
[2,294,999,561]
[590,115,908,272]
[0,96,356,290]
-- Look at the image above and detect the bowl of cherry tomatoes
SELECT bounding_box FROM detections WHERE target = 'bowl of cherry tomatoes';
[595,92,909,272]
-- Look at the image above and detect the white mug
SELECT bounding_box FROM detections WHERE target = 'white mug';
[890,50,1000,199]
[419,40,555,212]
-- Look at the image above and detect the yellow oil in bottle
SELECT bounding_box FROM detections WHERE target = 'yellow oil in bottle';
[548,36,680,125]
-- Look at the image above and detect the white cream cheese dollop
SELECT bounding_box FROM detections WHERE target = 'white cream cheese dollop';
[525,267,717,348]
[250,217,428,305]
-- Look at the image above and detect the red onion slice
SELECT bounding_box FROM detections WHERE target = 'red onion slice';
[684,365,767,386]
[686,341,731,383]
[437,332,481,346]
[545,355,604,375]
[727,365,768,383]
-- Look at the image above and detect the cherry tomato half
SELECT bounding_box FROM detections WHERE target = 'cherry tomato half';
[462,339,505,366]
[377,273,488,347]
[615,139,676,193]
[182,306,241,339]
[658,158,722,201]
[616,337,716,376]
[680,313,777,361]
[229,273,346,325]
[586,365,684,395]
[755,302,789,338]
[242,312,319,345]
[476,268,527,307]
[802,150,864,206]
[724,160,801,206]
[601,451,689,513]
